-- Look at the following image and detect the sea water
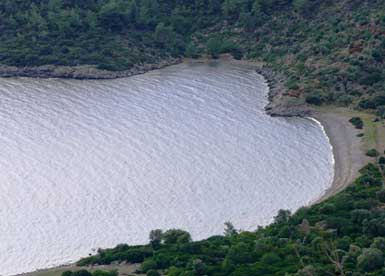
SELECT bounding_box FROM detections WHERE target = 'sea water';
[0,61,334,274]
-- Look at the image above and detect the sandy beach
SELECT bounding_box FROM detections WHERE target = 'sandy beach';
[315,107,385,201]
[311,110,371,202]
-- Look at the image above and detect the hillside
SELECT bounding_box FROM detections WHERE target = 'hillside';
[1,0,385,115]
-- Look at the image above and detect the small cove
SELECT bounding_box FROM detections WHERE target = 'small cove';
[0,61,334,274]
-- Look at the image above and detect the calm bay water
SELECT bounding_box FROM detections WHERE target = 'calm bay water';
[0,61,333,274]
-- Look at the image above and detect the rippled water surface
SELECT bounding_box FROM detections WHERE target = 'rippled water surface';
[0,61,333,274]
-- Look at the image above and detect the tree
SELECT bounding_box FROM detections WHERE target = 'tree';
[162,229,192,244]
[274,209,291,224]
[139,0,159,27]
[296,265,317,276]
[357,248,384,272]
[185,42,199,58]
[252,0,261,15]
[370,237,385,251]
[127,1,138,25]
[208,0,222,14]
[207,37,222,58]
[98,1,128,32]
[149,229,163,248]
[192,259,207,275]
[293,0,308,13]
[154,23,175,46]
[221,0,245,18]
[170,12,192,34]
[376,188,385,203]
[321,241,347,276]
[224,221,238,237]
[220,39,243,59]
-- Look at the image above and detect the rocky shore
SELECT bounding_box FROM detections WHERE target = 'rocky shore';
[254,64,368,204]
[0,57,181,79]
[255,66,311,117]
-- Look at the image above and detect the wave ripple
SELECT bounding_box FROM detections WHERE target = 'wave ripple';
[0,61,333,275]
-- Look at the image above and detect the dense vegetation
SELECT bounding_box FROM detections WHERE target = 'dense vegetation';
[1,0,385,113]
[64,162,385,275]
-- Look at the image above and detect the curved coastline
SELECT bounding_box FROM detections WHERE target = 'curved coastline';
[306,116,336,204]
[256,64,369,204]
[10,58,367,276]
[310,111,369,202]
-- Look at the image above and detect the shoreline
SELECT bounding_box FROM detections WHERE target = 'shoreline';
[11,58,370,276]
[310,111,369,203]
[0,58,181,79]
[255,66,369,204]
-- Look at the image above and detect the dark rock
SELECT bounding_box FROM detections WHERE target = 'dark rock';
[256,66,311,118]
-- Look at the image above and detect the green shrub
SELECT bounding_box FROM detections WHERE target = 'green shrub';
[221,40,242,59]
[336,95,353,106]
[72,270,92,276]
[358,99,376,109]
[185,43,200,58]
[141,259,158,272]
[230,48,243,60]
[146,270,161,276]
[206,37,222,58]
[93,271,117,276]
[366,149,379,157]
[378,156,385,164]
[373,95,385,107]
[349,117,363,129]
[305,93,323,105]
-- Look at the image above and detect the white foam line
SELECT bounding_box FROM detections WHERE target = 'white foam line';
[307,116,336,198]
